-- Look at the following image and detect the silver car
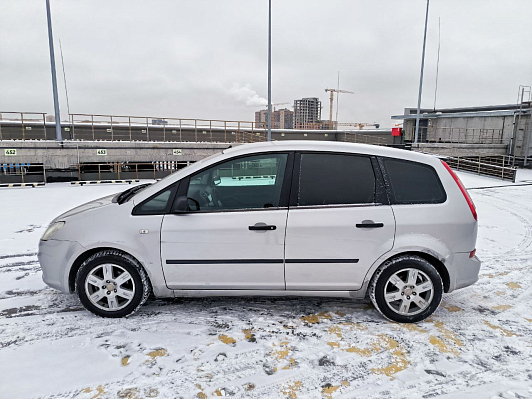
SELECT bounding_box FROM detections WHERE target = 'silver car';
[38,141,481,322]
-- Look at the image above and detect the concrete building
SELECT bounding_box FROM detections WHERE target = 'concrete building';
[392,103,532,159]
[293,97,322,129]
[254,109,270,128]
[254,108,294,129]
[274,108,293,129]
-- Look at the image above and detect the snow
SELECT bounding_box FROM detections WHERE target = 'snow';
[457,168,532,189]
[1,180,532,398]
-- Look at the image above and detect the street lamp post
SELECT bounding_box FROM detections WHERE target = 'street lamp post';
[45,0,62,142]
[267,0,272,142]
[414,0,430,144]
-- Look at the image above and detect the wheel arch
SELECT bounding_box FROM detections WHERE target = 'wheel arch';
[68,247,152,293]
[369,251,451,294]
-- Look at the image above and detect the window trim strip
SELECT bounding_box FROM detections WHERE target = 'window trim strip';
[290,203,380,210]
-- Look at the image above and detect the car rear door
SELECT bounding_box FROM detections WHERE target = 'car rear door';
[284,152,395,291]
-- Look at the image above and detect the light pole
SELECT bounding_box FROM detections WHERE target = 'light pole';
[414,0,430,144]
[267,0,272,141]
[46,0,62,142]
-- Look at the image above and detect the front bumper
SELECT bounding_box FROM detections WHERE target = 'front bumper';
[448,252,481,292]
[38,239,85,293]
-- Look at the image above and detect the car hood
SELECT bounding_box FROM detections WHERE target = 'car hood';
[54,193,117,221]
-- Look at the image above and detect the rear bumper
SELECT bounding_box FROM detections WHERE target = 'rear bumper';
[38,239,85,293]
[448,252,481,292]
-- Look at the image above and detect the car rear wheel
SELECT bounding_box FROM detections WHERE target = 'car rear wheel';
[369,255,443,323]
[76,250,150,318]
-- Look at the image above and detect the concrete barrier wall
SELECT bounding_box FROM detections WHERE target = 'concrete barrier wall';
[0,141,232,169]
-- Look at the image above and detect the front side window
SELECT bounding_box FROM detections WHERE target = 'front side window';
[382,158,446,204]
[134,186,175,215]
[298,153,375,206]
[184,153,288,212]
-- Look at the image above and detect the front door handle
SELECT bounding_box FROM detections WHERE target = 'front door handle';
[356,220,384,228]
[249,223,276,231]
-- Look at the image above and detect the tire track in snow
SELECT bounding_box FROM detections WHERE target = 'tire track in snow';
[473,189,532,257]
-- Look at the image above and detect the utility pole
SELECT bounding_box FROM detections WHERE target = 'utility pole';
[46,0,62,142]
[414,0,430,144]
[267,0,272,141]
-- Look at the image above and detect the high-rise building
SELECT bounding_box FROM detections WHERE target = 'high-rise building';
[293,97,322,129]
[254,109,270,128]
[255,108,294,129]
[274,108,293,129]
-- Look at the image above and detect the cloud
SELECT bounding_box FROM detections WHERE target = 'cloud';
[229,84,268,107]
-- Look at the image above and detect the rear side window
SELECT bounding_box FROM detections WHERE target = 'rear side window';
[382,158,446,204]
[298,153,375,206]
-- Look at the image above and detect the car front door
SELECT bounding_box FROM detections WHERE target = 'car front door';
[161,152,292,290]
[284,152,395,291]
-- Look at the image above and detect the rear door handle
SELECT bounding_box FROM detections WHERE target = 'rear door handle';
[356,221,384,228]
[249,223,276,231]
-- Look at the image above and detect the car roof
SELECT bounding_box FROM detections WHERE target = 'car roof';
[222,140,435,163]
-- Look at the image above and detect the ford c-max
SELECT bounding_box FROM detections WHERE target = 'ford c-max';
[38,141,480,323]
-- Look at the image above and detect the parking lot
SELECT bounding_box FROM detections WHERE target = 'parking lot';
[1,173,532,398]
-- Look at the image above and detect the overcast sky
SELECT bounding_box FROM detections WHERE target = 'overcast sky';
[1,1,531,127]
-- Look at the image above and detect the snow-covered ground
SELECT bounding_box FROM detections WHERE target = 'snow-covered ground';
[1,173,532,398]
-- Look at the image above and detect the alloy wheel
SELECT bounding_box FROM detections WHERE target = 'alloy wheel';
[383,268,434,316]
[84,263,136,311]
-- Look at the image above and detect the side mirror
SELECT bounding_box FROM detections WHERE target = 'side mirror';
[174,196,189,213]
[174,196,200,213]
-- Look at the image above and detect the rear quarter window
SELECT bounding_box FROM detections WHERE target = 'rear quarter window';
[382,158,446,204]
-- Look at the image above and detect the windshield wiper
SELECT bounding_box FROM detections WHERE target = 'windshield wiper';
[116,183,151,204]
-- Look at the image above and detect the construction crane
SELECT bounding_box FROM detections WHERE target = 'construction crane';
[325,88,354,129]
[272,102,290,111]
[254,102,291,111]
[336,122,380,130]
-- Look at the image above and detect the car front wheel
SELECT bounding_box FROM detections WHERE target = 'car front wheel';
[76,250,150,318]
[369,255,443,323]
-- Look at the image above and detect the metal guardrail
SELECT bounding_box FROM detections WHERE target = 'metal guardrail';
[69,113,268,143]
[1,112,389,146]
[0,112,49,140]
[408,126,506,144]
[74,161,189,181]
[0,162,46,184]
[444,155,517,182]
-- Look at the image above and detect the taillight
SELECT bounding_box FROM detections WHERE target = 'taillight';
[441,160,477,221]
[469,249,476,258]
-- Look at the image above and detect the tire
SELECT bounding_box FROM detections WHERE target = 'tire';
[75,250,150,318]
[369,255,443,323]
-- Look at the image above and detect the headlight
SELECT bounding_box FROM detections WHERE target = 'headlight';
[41,221,65,241]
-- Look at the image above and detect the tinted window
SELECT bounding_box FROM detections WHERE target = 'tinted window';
[135,186,174,214]
[298,153,375,206]
[184,153,288,212]
[383,158,446,204]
